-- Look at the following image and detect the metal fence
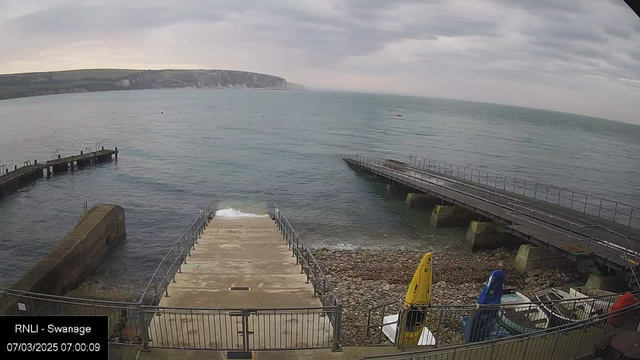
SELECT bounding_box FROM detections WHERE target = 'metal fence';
[273,203,343,350]
[364,302,640,360]
[351,155,640,276]
[366,290,633,350]
[143,306,337,351]
[408,156,640,229]
[139,203,213,305]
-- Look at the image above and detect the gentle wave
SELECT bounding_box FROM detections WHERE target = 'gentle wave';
[214,208,268,218]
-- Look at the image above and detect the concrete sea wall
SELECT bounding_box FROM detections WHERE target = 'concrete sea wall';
[12,204,126,295]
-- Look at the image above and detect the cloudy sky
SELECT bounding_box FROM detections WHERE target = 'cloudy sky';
[1,0,639,123]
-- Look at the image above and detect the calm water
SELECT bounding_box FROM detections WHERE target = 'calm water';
[1,89,640,292]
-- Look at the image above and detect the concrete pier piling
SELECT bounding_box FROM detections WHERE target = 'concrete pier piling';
[405,192,440,209]
[514,244,571,273]
[430,205,474,227]
[465,221,524,250]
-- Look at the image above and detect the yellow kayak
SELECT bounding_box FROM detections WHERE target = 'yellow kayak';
[398,252,433,346]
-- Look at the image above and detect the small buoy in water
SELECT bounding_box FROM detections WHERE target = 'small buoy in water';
[161,111,164,114]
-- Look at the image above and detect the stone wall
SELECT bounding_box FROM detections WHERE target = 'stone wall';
[12,204,126,295]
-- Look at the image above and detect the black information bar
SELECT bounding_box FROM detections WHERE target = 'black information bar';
[1,316,107,360]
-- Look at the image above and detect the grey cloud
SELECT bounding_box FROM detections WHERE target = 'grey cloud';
[0,0,638,123]
[6,2,224,36]
[491,0,587,14]
[603,26,633,39]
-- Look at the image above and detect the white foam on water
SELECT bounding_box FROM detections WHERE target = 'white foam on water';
[215,208,268,218]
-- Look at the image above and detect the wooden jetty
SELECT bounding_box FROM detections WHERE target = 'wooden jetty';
[0,147,118,197]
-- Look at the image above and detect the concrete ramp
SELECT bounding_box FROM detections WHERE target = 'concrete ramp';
[148,216,332,350]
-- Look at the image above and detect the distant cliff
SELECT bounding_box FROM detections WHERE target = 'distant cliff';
[0,69,305,100]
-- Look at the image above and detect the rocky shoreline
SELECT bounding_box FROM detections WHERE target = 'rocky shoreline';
[313,247,590,346]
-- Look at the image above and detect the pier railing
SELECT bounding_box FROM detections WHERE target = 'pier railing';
[364,302,640,360]
[273,203,343,351]
[139,203,213,305]
[408,155,640,229]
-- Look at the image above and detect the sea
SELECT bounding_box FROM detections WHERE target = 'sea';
[1,89,639,292]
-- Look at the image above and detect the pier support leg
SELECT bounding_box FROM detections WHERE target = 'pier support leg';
[465,221,524,251]
[430,205,474,227]
[405,193,440,209]
[584,274,627,293]
[514,244,571,273]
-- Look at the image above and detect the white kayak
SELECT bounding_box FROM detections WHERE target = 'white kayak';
[381,313,436,346]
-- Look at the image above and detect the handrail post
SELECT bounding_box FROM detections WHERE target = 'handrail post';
[604,230,612,261]
[545,185,549,202]
[313,266,318,297]
[570,191,575,209]
[332,303,342,351]
[138,304,150,351]
[597,199,603,217]
[585,195,589,213]
[163,262,170,297]
[301,245,305,274]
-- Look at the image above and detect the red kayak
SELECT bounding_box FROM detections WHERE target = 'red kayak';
[608,292,638,327]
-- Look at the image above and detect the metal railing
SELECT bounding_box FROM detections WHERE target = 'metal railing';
[409,156,640,229]
[366,289,632,350]
[143,305,337,351]
[273,203,342,351]
[0,288,338,352]
[364,302,640,360]
[139,203,213,305]
[351,155,639,273]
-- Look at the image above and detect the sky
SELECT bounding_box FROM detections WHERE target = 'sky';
[1,0,639,124]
